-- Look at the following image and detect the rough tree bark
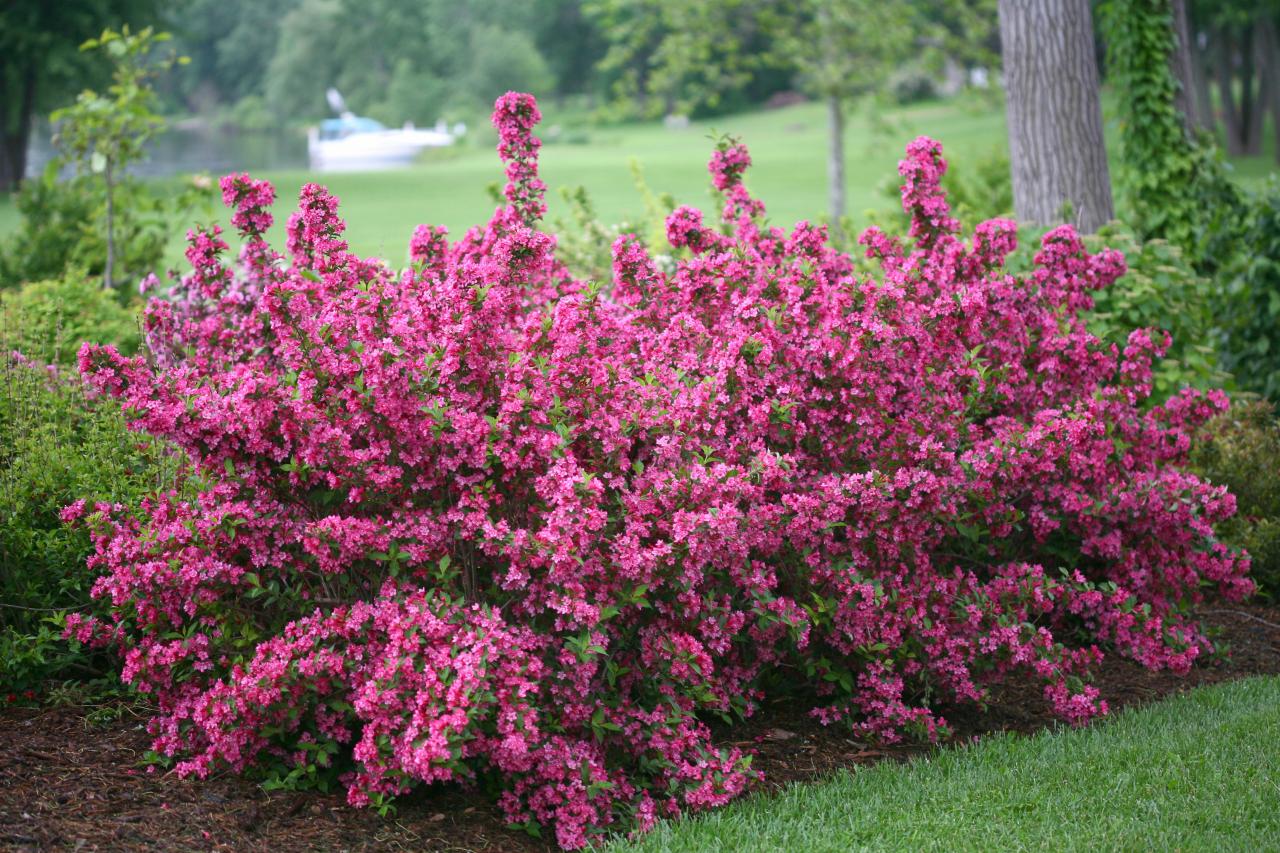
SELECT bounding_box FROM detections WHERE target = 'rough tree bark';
[997,0,1114,233]
[826,95,845,221]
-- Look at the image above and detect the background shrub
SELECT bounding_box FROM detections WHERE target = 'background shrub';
[0,168,209,290]
[0,356,184,691]
[1220,180,1280,399]
[1194,400,1280,599]
[1,273,142,366]
[887,64,939,105]
[1083,223,1231,402]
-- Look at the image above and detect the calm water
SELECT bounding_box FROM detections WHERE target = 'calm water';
[25,122,309,179]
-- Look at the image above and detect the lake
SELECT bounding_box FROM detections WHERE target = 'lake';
[25,120,310,179]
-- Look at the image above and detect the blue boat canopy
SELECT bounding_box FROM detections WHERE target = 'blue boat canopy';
[318,115,386,139]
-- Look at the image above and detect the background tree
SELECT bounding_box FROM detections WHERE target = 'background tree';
[772,0,915,220]
[152,0,608,124]
[586,0,996,221]
[1169,0,1208,132]
[1263,15,1280,164]
[1098,0,1203,245]
[585,0,777,120]
[1186,0,1279,157]
[168,0,298,112]
[0,0,161,193]
[998,0,1114,232]
[52,27,184,289]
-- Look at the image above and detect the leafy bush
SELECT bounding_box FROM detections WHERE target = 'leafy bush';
[887,65,938,105]
[1194,400,1280,598]
[1,273,142,366]
[1098,1,1280,403]
[1220,180,1280,399]
[1083,224,1231,402]
[69,94,1250,848]
[0,355,183,692]
[0,167,210,290]
[944,149,1014,224]
[552,160,675,284]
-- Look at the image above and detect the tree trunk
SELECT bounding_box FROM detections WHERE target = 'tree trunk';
[103,159,116,290]
[0,135,15,192]
[1216,26,1245,154]
[1261,18,1280,165]
[826,95,845,221]
[1243,24,1266,155]
[817,1,845,223]
[1170,0,1205,132]
[0,64,37,193]
[1217,24,1267,155]
[1192,25,1215,135]
[997,0,1114,232]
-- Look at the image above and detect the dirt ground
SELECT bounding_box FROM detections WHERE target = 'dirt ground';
[3,603,1278,852]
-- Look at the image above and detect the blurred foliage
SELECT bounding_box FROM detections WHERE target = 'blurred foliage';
[887,64,940,105]
[464,26,556,109]
[585,0,996,120]
[179,0,604,124]
[1194,400,1280,600]
[150,0,1003,127]
[584,0,786,120]
[1219,179,1280,399]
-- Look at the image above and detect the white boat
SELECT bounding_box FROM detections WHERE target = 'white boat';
[307,113,458,172]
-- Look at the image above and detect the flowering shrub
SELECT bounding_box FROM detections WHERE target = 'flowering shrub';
[67,93,1252,847]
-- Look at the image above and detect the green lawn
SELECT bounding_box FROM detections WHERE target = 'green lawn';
[610,675,1280,852]
[187,97,1011,262]
[1,96,1277,264]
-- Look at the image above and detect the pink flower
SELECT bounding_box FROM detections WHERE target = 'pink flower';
[70,92,1251,848]
[59,499,89,524]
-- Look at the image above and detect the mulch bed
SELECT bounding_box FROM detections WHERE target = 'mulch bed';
[3,603,1278,852]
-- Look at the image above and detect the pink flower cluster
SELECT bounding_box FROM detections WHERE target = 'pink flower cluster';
[68,92,1252,848]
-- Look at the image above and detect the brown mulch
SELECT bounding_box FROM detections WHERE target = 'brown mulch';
[2,603,1278,852]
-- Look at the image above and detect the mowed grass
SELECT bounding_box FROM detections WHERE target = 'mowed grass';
[190,97,1012,262]
[609,675,1280,853]
[0,97,1016,264]
[1,96,1276,264]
